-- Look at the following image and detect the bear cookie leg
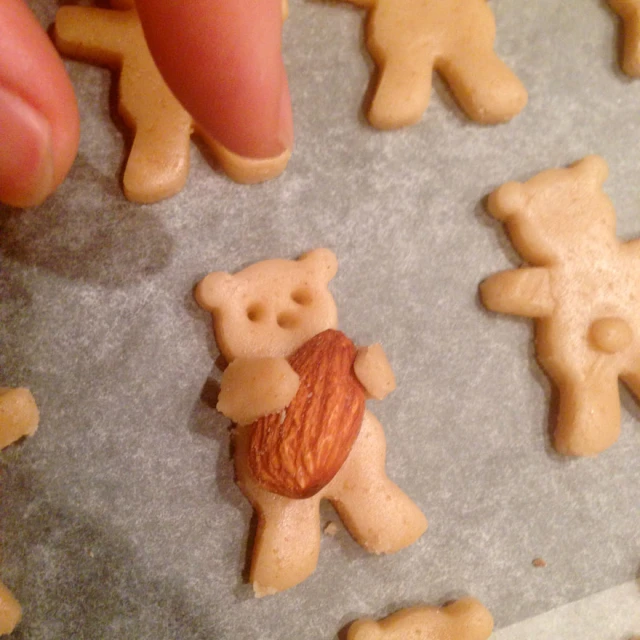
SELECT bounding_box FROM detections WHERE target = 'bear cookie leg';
[122,106,192,203]
[369,55,434,129]
[550,366,621,457]
[440,48,527,124]
[327,411,427,554]
[234,427,322,596]
[620,364,640,412]
[248,497,322,597]
[117,43,194,203]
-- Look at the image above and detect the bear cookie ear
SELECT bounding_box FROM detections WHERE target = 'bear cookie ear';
[298,248,338,282]
[487,181,527,221]
[572,154,609,186]
[195,272,235,312]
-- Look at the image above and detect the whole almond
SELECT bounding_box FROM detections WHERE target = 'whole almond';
[248,329,365,499]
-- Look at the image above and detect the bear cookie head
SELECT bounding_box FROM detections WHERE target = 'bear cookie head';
[195,248,339,362]
[487,155,616,264]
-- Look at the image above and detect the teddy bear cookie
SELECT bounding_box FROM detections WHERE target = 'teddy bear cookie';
[609,0,640,75]
[195,249,427,596]
[0,387,40,634]
[480,155,640,456]
[54,1,290,203]
[341,0,527,129]
[347,597,493,640]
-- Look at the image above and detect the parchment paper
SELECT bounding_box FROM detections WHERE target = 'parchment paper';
[0,1,638,638]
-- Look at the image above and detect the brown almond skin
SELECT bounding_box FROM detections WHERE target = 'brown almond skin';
[249,330,365,499]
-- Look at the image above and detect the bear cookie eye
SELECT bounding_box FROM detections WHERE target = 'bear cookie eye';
[246,304,266,322]
[291,288,313,306]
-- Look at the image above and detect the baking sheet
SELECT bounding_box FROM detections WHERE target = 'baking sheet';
[0,0,638,638]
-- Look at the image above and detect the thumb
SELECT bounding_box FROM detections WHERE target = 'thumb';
[136,0,293,160]
[0,0,79,208]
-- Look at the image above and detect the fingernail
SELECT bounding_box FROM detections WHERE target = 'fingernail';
[277,69,294,153]
[0,85,54,208]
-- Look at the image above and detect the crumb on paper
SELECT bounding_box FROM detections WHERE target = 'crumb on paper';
[532,557,546,568]
[324,521,339,536]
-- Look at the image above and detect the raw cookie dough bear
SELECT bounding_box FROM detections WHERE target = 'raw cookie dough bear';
[0,387,40,635]
[54,1,290,203]
[347,597,493,640]
[196,249,427,596]
[609,0,640,75]
[342,0,527,128]
[480,156,640,456]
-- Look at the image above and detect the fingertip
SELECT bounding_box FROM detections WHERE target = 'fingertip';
[0,0,79,207]
[137,0,292,160]
[278,70,294,153]
[0,85,55,207]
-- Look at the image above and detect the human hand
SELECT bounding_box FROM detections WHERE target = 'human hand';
[0,0,293,208]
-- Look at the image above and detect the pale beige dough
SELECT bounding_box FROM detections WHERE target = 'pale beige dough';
[354,344,396,400]
[480,155,640,456]
[196,250,426,595]
[0,582,21,637]
[196,249,340,361]
[54,1,290,203]
[347,597,493,640]
[0,387,39,635]
[0,388,39,450]
[216,357,300,425]
[342,0,527,128]
[609,0,640,75]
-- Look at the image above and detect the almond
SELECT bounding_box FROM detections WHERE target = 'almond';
[248,329,365,499]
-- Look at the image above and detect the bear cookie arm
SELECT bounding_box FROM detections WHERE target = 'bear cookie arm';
[216,358,300,425]
[480,267,555,318]
[354,344,396,400]
[54,2,290,203]
[341,0,527,128]
[196,250,426,596]
[609,0,640,75]
[481,155,640,456]
[347,597,494,640]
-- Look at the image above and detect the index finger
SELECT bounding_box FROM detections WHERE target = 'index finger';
[136,0,293,160]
